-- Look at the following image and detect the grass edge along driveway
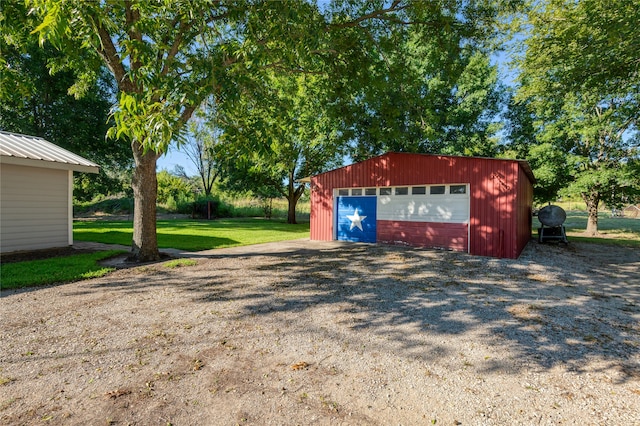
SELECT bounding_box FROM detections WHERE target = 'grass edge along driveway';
[1,250,125,290]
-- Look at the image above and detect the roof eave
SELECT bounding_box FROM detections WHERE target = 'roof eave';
[1,155,100,174]
[517,160,536,184]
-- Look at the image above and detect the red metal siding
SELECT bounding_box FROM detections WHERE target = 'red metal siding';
[310,174,335,241]
[515,165,534,255]
[310,152,534,259]
[378,221,468,251]
[468,159,518,258]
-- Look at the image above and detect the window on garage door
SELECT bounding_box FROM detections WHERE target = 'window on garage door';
[450,185,466,194]
[430,185,445,195]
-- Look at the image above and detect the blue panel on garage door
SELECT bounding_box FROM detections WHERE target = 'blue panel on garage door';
[336,196,377,243]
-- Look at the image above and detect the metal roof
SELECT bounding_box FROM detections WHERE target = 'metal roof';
[0,131,99,173]
[312,152,536,184]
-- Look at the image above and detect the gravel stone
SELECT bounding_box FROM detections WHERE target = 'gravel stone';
[0,239,638,425]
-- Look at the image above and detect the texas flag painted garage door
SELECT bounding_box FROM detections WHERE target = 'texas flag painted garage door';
[336,196,377,243]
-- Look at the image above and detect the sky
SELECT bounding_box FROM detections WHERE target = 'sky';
[157,143,196,175]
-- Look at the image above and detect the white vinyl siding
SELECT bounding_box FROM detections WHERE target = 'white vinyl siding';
[1,163,70,252]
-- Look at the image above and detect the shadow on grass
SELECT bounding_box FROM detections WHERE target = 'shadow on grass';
[536,210,640,238]
[73,218,308,251]
[156,218,310,233]
[74,230,240,251]
[69,239,640,383]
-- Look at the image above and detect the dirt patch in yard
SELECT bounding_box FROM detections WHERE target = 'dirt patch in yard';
[1,240,639,425]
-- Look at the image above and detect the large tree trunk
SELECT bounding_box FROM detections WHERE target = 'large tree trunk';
[286,180,305,225]
[582,191,600,236]
[287,196,297,224]
[130,141,161,261]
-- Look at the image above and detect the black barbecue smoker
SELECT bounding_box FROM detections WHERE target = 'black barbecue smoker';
[537,204,569,244]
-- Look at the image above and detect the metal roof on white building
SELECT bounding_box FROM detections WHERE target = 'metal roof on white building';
[0,131,99,173]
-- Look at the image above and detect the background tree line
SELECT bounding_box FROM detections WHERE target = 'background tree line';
[1,0,638,259]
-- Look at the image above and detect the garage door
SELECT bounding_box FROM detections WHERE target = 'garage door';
[375,184,470,251]
[336,196,377,243]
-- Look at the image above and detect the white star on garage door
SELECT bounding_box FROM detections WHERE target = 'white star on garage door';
[346,208,367,231]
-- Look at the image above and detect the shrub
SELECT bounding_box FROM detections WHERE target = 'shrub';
[191,196,234,219]
[74,196,133,215]
[157,170,194,205]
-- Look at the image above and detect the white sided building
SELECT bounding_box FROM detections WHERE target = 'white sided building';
[0,131,99,253]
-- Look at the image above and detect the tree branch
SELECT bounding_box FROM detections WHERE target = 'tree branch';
[328,0,412,29]
[86,13,133,92]
[156,16,182,65]
[124,0,143,74]
[124,1,141,41]
[178,105,198,129]
[615,115,637,140]
[161,19,192,77]
[158,7,232,77]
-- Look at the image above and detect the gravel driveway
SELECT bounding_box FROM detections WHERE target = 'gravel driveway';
[1,239,639,425]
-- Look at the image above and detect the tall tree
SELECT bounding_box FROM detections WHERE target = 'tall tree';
[218,72,343,224]
[516,0,640,234]
[339,8,506,161]
[501,91,572,204]
[27,0,250,260]
[181,108,222,198]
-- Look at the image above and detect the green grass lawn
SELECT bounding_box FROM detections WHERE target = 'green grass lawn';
[1,250,125,290]
[74,218,310,251]
[534,210,640,247]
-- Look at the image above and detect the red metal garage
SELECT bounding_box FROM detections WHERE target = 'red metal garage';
[310,152,535,259]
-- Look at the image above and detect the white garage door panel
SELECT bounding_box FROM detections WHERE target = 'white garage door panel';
[377,195,469,223]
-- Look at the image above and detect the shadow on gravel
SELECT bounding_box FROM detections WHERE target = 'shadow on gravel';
[85,239,640,383]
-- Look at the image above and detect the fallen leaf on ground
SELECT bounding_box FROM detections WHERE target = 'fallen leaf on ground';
[291,362,310,370]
